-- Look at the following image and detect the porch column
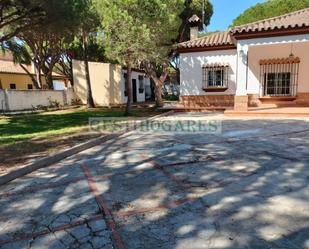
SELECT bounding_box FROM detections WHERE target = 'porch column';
[235,42,249,111]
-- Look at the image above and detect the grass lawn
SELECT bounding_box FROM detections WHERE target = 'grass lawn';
[0,106,162,174]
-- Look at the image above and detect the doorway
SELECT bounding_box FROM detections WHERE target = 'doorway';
[132,79,137,103]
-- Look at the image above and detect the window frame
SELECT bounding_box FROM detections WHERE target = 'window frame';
[202,65,229,92]
[260,57,300,97]
[264,72,291,96]
[10,83,16,90]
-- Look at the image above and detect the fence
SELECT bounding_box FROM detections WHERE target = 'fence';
[0,88,77,112]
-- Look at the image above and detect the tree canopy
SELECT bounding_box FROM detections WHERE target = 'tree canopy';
[95,0,184,111]
[231,0,309,27]
[179,0,213,41]
[0,0,44,44]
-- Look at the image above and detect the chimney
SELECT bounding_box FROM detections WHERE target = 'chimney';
[188,14,201,40]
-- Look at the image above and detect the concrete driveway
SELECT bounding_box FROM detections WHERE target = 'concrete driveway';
[0,113,308,249]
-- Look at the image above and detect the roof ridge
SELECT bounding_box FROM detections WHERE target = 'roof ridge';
[231,7,309,30]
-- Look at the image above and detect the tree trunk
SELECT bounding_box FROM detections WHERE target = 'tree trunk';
[125,65,132,115]
[83,34,95,108]
[35,63,43,89]
[19,63,40,89]
[151,72,168,108]
[154,78,164,107]
[45,71,54,89]
[143,64,168,108]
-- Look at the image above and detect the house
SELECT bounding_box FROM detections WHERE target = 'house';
[178,8,309,112]
[0,52,69,90]
[72,60,151,106]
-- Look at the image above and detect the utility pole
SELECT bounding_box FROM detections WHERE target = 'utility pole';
[202,0,207,32]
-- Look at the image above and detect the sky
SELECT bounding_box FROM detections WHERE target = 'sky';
[207,0,266,32]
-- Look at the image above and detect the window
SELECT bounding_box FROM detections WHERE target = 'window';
[10,83,16,90]
[202,65,229,91]
[138,75,144,93]
[260,57,300,97]
[123,73,128,96]
[27,84,33,90]
[264,73,291,96]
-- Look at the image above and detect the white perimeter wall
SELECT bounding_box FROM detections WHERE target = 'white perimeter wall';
[0,89,76,112]
[179,49,237,96]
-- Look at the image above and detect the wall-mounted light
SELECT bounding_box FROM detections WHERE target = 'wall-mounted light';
[289,43,295,59]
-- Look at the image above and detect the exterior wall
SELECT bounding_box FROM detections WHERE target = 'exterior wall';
[247,41,309,96]
[73,60,123,106]
[0,89,76,112]
[0,73,48,90]
[180,95,234,108]
[121,70,148,103]
[236,34,309,96]
[179,49,238,96]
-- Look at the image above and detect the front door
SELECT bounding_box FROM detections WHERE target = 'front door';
[132,79,137,103]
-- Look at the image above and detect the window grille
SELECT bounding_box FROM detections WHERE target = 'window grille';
[202,65,229,89]
[260,57,300,97]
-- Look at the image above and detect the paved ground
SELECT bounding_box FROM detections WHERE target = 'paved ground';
[0,113,309,249]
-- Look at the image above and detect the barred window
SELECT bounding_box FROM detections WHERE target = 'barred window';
[202,64,229,90]
[260,57,300,97]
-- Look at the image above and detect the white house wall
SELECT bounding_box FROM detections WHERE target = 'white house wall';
[236,34,309,96]
[179,50,237,96]
[248,41,309,95]
[121,70,148,103]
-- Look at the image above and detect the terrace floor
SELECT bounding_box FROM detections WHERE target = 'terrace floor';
[0,113,308,249]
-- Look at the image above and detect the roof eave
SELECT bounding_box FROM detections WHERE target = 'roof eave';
[177,44,236,53]
[231,26,309,40]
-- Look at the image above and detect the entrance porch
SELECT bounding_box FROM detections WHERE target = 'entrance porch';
[233,39,309,114]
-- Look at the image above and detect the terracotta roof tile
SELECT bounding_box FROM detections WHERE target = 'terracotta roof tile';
[178,30,235,49]
[0,59,65,77]
[231,7,309,35]
[178,8,309,51]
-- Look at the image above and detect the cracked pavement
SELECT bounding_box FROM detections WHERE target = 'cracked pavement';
[0,113,309,249]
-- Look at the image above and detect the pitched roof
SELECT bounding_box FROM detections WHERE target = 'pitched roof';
[0,60,33,74]
[177,31,235,50]
[230,7,309,35]
[178,8,309,52]
[0,59,65,78]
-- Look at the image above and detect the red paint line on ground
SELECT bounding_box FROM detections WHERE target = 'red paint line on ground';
[0,160,205,199]
[0,177,84,199]
[0,214,104,245]
[81,165,126,249]
[115,197,200,217]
